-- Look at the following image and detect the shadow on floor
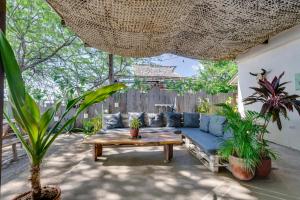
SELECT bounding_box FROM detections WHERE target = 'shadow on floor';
[2,134,300,200]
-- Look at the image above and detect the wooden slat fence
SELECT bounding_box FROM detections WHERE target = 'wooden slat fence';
[105,87,236,114]
[4,87,236,127]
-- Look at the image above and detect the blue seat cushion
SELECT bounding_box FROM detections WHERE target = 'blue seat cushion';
[128,112,146,127]
[100,127,179,134]
[223,128,233,140]
[208,115,226,137]
[199,115,210,132]
[183,112,200,128]
[147,113,164,127]
[181,128,224,155]
[164,112,182,127]
[103,113,123,129]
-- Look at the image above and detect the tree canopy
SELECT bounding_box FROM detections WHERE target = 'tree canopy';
[165,60,237,95]
[6,0,237,101]
[7,0,134,101]
[197,60,237,94]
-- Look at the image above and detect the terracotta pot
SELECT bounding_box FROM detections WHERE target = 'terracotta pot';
[130,128,139,138]
[256,157,272,177]
[13,186,61,200]
[229,155,255,181]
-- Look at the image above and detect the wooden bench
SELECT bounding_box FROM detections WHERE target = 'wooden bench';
[182,134,228,173]
[2,122,29,162]
[3,137,21,161]
[2,135,29,161]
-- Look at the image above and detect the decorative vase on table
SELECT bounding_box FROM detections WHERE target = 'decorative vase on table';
[129,117,142,139]
[130,128,139,138]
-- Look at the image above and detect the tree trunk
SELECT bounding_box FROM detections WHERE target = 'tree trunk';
[0,0,6,196]
[108,54,114,84]
[108,53,114,114]
[31,164,42,200]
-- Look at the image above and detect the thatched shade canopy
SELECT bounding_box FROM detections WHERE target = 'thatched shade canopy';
[47,0,300,60]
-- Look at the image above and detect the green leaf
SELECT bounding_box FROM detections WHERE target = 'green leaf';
[1,29,125,166]
[244,71,300,130]
[4,112,33,159]
[38,101,61,143]
[0,31,26,105]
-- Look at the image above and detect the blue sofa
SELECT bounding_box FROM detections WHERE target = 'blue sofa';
[180,128,225,154]
[179,114,231,172]
[101,112,230,172]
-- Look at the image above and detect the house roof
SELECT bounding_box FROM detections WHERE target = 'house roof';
[132,64,182,79]
[47,0,300,60]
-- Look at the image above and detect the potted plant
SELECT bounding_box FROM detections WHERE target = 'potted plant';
[0,32,125,200]
[73,116,102,137]
[217,104,262,181]
[130,117,141,138]
[244,71,300,177]
[196,98,211,114]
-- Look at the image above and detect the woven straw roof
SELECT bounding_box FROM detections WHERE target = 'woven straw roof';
[133,64,182,78]
[47,0,300,60]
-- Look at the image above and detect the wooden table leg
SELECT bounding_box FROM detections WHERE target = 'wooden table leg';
[94,144,102,161]
[164,144,173,163]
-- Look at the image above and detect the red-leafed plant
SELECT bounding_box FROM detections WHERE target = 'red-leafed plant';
[244,72,300,131]
[244,72,300,160]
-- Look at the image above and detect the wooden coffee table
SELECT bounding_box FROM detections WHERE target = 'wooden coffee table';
[83,131,182,162]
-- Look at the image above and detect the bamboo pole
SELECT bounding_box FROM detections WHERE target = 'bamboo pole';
[0,0,6,196]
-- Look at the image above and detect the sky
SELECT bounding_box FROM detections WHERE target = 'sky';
[146,54,201,77]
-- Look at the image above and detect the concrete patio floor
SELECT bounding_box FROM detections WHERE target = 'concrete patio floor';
[2,134,300,200]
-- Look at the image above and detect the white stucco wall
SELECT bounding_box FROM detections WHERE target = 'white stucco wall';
[236,25,300,151]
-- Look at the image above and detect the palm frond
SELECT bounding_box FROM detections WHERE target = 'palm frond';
[217,104,262,170]
[0,32,126,165]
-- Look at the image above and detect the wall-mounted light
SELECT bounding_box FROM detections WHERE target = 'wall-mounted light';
[84,113,89,119]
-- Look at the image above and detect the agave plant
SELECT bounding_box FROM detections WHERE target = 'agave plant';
[244,72,300,130]
[0,31,125,199]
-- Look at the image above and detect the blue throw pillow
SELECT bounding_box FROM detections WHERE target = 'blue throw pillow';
[223,128,233,140]
[199,115,210,132]
[164,112,182,127]
[147,113,164,127]
[183,112,200,128]
[209,115,226,137]
[103,113,123,129]
[128,112,146,127]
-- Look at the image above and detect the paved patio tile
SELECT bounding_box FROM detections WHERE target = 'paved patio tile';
[2,134,300,200]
